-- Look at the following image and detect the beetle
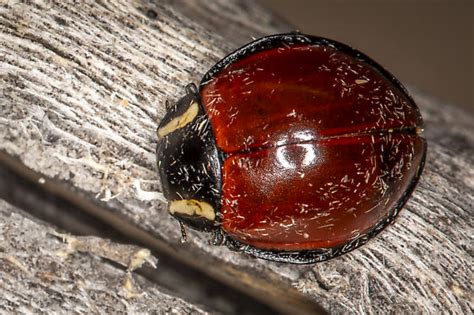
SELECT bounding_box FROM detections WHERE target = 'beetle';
[156,33,427,264]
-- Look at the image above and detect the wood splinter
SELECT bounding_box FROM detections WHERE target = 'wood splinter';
[51,231,158,299]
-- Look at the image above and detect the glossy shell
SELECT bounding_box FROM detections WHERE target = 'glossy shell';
[158,33,427,263]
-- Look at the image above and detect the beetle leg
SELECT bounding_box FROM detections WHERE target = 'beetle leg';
[223,237,245,252]
[178,220,188,243]
[210,229,224,246]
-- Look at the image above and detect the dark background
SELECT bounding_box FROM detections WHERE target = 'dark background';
[261,0,473,112]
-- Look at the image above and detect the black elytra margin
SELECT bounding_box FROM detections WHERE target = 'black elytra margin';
[161,33,427,264]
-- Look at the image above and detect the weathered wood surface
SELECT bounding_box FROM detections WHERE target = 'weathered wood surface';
[0,148,326,315]
[0,0,472,313]
[0,200,207,314]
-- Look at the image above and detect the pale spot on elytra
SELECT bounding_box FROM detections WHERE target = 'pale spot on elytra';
[157,101,199,139]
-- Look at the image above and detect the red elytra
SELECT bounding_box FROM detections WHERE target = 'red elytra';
[200,40,425,251]
[156,34,426,263]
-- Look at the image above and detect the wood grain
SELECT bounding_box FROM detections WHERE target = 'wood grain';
[0,149,325,314]
[0,200,208,314]
[0,0,472,313]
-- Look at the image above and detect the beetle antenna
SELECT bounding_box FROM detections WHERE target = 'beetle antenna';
[165,99,172,111]
[178,221,188,243]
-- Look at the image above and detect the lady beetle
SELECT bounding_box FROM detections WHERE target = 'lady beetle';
[156,33,426,264]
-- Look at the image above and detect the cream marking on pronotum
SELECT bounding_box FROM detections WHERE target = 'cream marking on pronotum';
[157,101,199,139]
[169,199,216,221]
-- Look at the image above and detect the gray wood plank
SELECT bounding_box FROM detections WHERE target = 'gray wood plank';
[0,0,472,313]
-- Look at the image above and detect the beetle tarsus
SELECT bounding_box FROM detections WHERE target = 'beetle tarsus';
[223,237,246,252]
[178,220,188,243]
[210,229,224,246]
